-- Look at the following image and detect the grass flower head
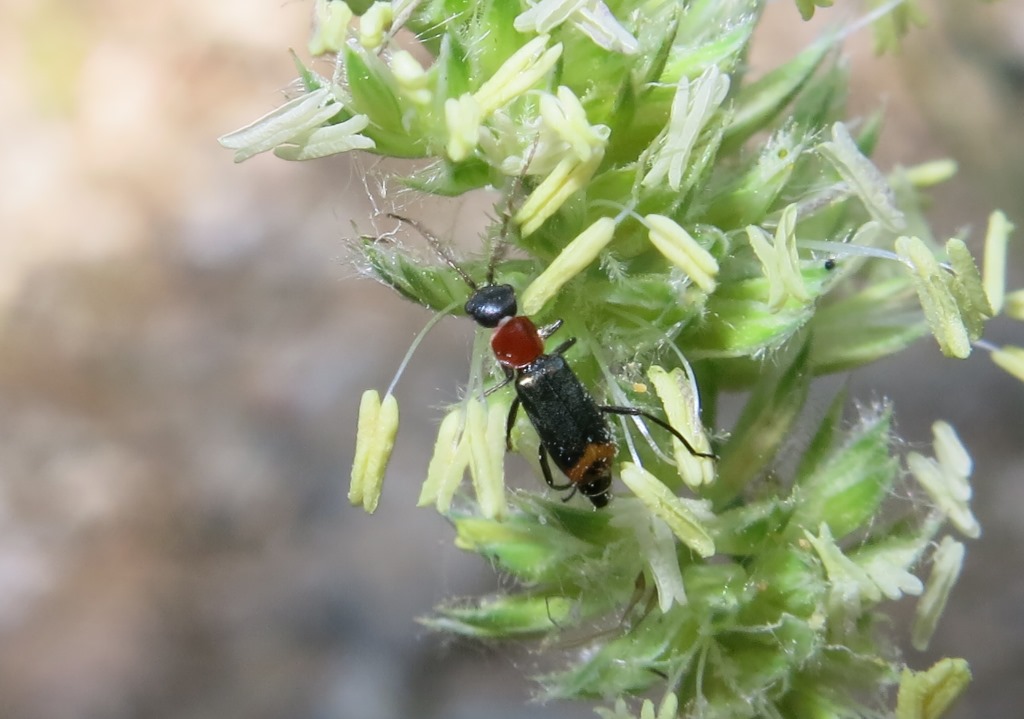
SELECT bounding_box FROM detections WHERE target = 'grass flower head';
[221,1,1023,716]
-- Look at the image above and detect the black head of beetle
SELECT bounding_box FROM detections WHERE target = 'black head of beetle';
[464,284,517,328]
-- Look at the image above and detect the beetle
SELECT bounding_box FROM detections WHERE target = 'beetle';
[388,213,713,507]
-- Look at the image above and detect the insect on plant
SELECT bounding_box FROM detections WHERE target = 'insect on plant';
[385,210,715,508]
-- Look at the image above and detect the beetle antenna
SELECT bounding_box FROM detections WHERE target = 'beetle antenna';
[486,136,542,286]
[386,213,479,291]
[385,300,462,397]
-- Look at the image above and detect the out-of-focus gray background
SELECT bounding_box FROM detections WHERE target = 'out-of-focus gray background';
[0,1,1020,717]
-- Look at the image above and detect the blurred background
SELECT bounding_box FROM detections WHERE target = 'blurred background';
[0,1,1020,717]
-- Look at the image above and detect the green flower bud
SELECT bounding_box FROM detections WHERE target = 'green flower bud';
[610,500,688,611]
[903,159,958,188]
[357,2,392,51]
[788,407,897,540]
[515,151,605,236]
[642,66,730,191]
[907,422,979,539]
[946,237,992,341]
[804,522,883,630]
[443,93,482,162]
[514,0,639,54]
[539,86,610,164]
[218,88,341,162]
[273,114,376,160]
[895,235,971,359]
[473,36,562,116]
[619,463,715,558]
[348,390,399,513]
[851,532,928,602]
[912,537,965,651]
[746,204,812,311]
[424,593,573,637]
[704,128,804,228]
[1004,290,1024,321]
[818,122,906,232]
[390,50,431,105]
[644,215,719,294]
[452,511,592,584]
[420,408,471,512]
[982,210,1014,314]
[991,345,1024,382]
[361,239,475,311]
[646,365,714,487]
[467,399,508,520]
[521,217,616,315]
[896,657,971,719]
[343,45,418,156]
[308,0,352,56]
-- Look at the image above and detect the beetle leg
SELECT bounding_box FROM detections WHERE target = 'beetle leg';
[599,405,717,459]
[550,337,577,356]
[539,444,574,491]
[537,318,563,339]
[485,366,516,397]
[505,396,521,451]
